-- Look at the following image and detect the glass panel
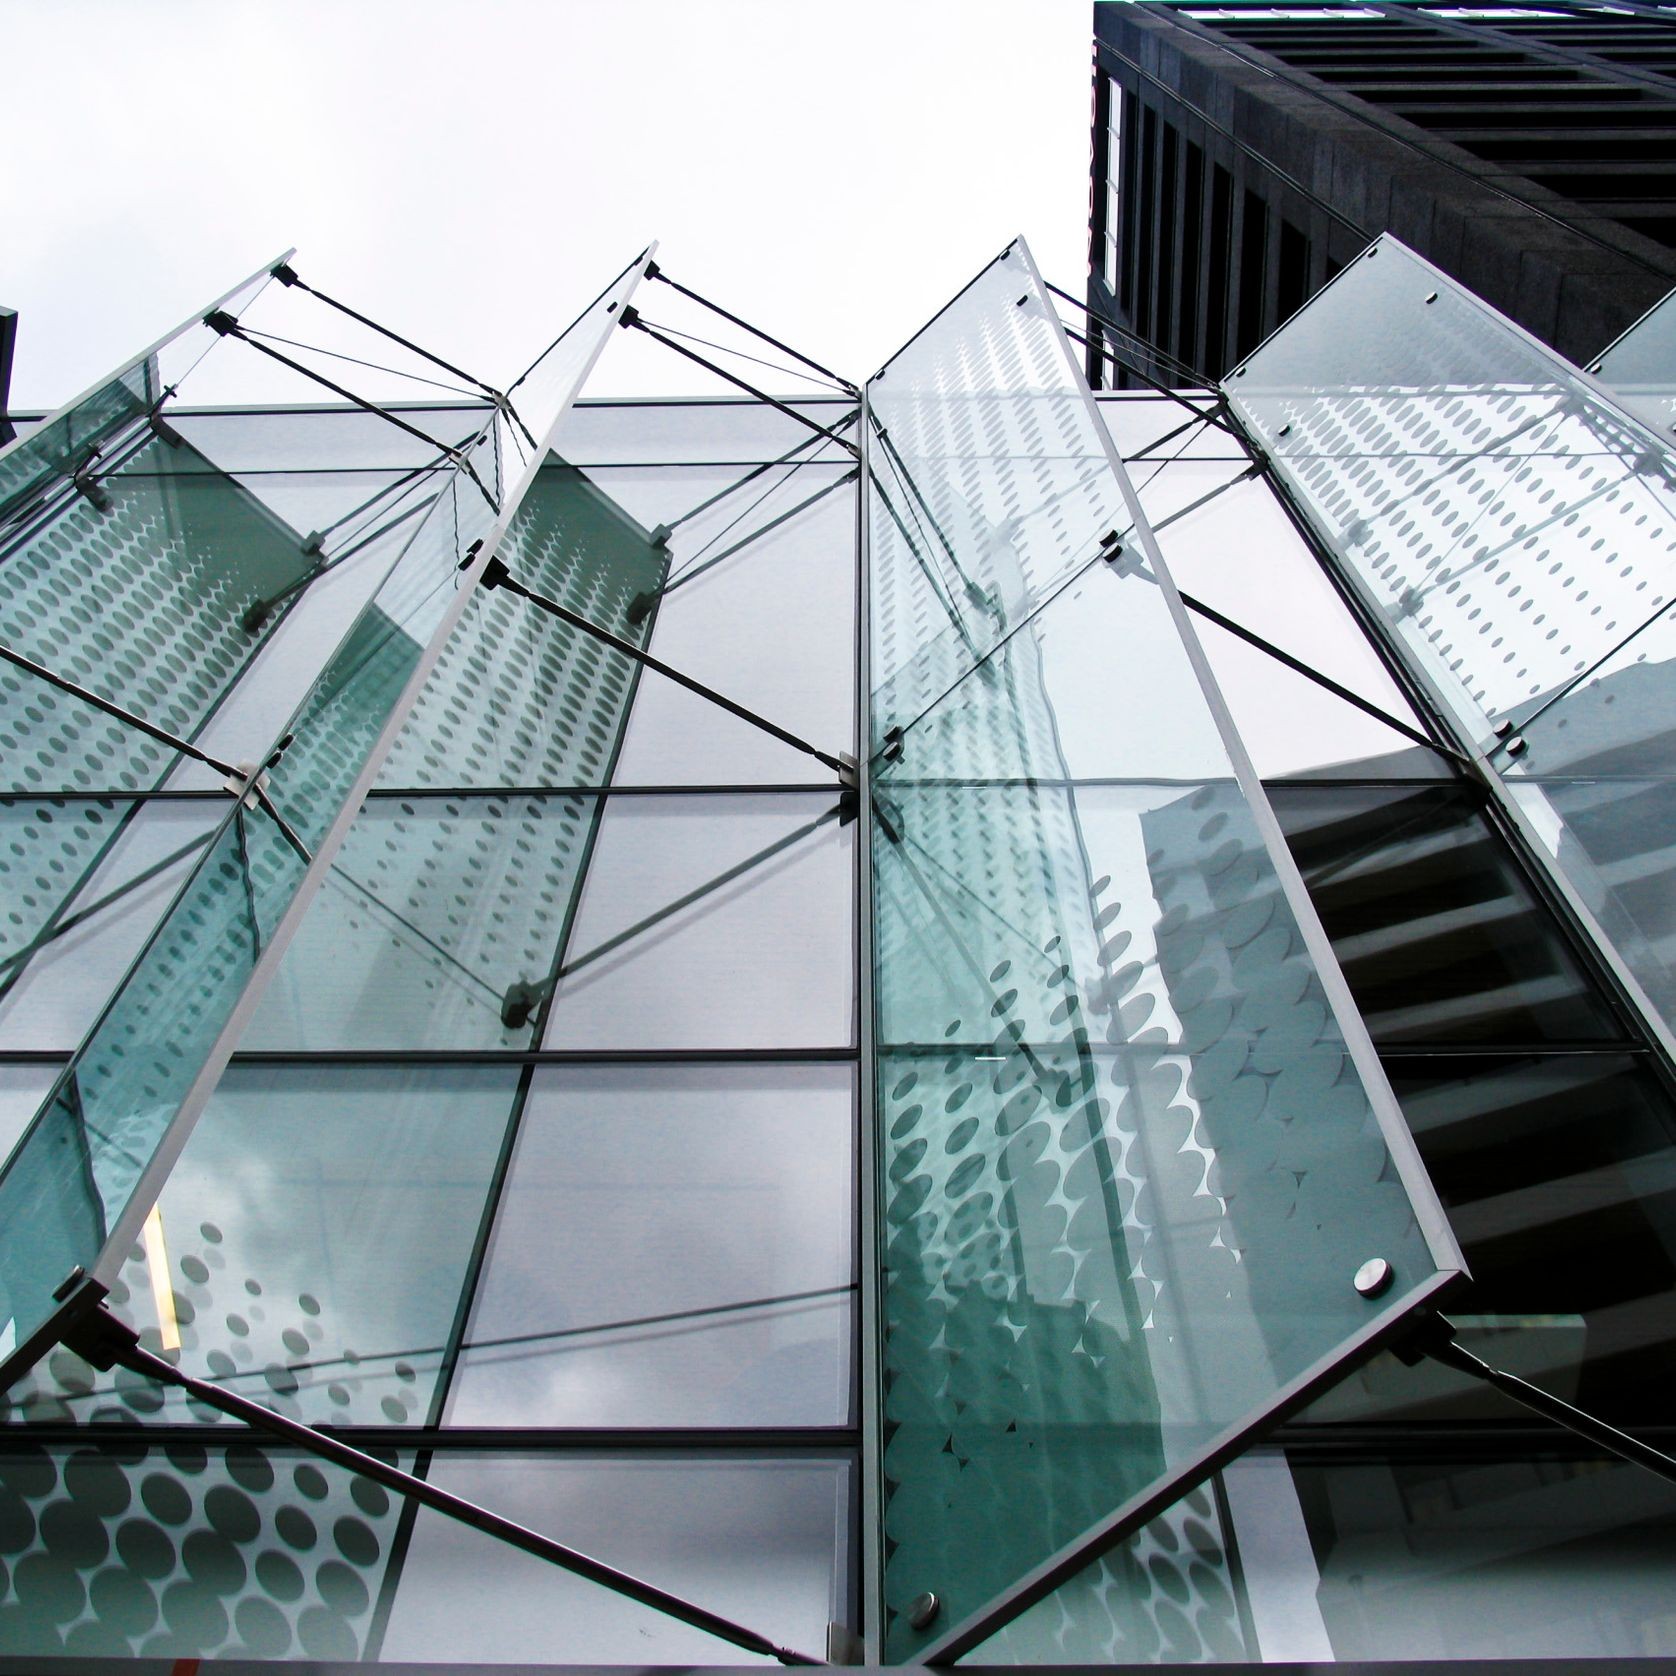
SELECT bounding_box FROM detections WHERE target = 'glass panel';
[0,799,223,1052]
[556,397,857,466]
[868,243,1457,1660]
[447,1063,854,1429]
[1513,772,1676,1033]
[379,1453,849,1666]
[1095,394,1250,461]
[0,427,316,798]
[1267,785,1622,1045]
[0,260,643,1392]
[0,1065,58,1164]
[1226,237,1676,751]
[1145,467,1434,738]
[539,792,855,1052]
[967,1479,1254,1664]
[0,260,273,529]
[1285,1448,1676,1661]
[0,1438,412,1659]
[876,547,1229,786]
[375,456,665,792]
[1,1063,518,1430]
[239,793,602,1051]
[169,404,492,475]
[1592,282,1676,440]
[869,247,1134,744]
[604,464,858,788]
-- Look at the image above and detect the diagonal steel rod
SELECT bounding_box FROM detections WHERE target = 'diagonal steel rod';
[479,557,849,777]
[661,468,858,599]
[271,264,501,400]
[622,312,860,456]
[1173,590,1462,760]
[659,409,858,546]
[647,264,859,394]
[64,1305,822,1666]
[205,313,498,511]
[0,641,239,779]
[1422,1319,1676,1488]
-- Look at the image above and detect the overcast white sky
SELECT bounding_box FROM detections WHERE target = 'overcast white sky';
[2,0,1096,411]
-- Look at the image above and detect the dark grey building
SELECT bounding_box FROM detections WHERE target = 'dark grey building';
[1091,0,1676,382]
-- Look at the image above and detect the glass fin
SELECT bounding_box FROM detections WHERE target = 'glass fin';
[866,239,1460,1660]
[1224,235,1676,1050]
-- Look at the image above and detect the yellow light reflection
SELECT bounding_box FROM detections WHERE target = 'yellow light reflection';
[141,1204,181,1353]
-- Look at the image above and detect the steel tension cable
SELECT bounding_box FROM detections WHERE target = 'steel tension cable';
[204,311,500,512]
[57,1301,824,1666]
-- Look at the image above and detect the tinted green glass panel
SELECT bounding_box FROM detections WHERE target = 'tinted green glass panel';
[0,1439,411,1659]
[377,457,665,791]
[966,1479,1252,1664]
[0,263,274,532]
[868,242,1456,1660]
[0,1063,518,1430]
[239,792,602,1050]
[1224,236,1676,1046]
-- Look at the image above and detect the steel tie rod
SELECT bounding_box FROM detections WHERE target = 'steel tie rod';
[62,1302,823,1666]
[476,555,853,781]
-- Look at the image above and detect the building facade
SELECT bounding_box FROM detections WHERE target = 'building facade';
[1090,0,1676,384]
[0,123,1675,1673]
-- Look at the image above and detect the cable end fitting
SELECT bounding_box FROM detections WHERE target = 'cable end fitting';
[204,310,239,337]
[618,305,642,331]
[271,262,300,287]
[480,555,513,591]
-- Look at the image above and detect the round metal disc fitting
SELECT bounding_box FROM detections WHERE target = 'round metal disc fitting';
[1353,1256,1393,1299]
[908,1591,941,1631]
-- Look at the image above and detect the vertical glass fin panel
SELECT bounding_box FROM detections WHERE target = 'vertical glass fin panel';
[0,255,648,1395]
[1223,236,1676,1047]
[868,245,1132,745]
[1224,237,1676,752]
[867,240,1460,1661]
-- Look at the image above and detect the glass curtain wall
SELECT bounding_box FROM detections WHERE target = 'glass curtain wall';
[0,261,861,1657]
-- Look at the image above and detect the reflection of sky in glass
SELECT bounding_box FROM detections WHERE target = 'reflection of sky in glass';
[449,1064,854,1428]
